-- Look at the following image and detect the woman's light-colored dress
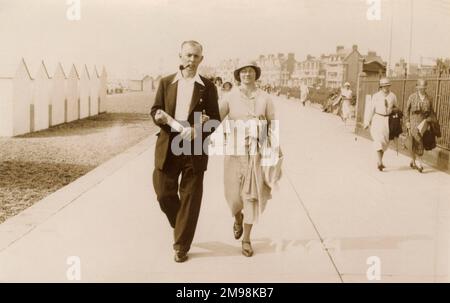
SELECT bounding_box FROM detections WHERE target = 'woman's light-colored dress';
[340,88,353,120]
[219,87,275,224]
[368,90,398,152]
[405,92,434,156]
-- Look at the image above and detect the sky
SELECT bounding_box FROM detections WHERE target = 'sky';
[1,0,450,78]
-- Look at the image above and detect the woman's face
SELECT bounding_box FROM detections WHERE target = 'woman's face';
[222,83,232,92]
[239,67,257,85]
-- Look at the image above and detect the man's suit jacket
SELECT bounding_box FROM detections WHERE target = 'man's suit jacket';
[150,73,221,173]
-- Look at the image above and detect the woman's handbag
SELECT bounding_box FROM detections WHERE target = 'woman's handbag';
[260,144,283,189]
[388,109,403,140]
[423,128,437,150]
[253,95,283,190]
[258,119,283,190]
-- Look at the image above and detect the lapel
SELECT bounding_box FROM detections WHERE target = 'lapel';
[188,81,205,116]
[166,77,178,117]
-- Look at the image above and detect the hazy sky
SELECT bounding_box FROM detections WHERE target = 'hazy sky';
[1,0,450,78]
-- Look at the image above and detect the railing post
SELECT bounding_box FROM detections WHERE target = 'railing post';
[354,72,367,133]
[401,77,407,112]
[434,70,442,118]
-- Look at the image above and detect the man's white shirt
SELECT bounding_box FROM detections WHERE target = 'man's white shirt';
[172,71,205,121]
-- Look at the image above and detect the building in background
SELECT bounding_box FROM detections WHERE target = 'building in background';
[320,45,363,89]
[392,58,418,77]
[280,53,297,86]
[211,44,389,90]
[142,75,154,92]
[294,54,325,87]
[256,54,282,87]
[215,58,240,84]
[362,50,387,78]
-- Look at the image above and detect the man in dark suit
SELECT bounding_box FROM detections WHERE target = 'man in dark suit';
[150,40,220,262]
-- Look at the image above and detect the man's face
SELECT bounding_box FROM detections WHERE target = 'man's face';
[179,44,203,74]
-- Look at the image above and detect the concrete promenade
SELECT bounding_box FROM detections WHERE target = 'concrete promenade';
[1,96,449,282]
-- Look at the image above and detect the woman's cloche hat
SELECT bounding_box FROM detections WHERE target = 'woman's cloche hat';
[233,60,261,82]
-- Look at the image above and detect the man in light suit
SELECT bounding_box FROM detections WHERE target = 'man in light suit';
[150,40,220,262]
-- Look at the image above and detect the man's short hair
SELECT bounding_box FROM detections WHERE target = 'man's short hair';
[181,40,203,52]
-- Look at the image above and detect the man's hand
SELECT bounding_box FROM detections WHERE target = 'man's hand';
[180,127,196,141]
[201,110,210,124]
[154,109,168,125]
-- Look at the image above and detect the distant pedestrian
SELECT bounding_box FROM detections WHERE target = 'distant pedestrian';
[300,83,309,106]
[215,77,224,97]
[364,78,398,171]
[323,89,340,113]
[222,81,233,93]
[340,82,353,123]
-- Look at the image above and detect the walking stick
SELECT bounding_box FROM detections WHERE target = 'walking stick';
[396,137,399,156]
[354,121,359,141]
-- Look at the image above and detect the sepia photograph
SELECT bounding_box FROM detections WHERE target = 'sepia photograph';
[1,0,450,287]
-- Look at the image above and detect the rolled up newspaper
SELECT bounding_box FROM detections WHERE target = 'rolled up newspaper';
[156,109,184,132]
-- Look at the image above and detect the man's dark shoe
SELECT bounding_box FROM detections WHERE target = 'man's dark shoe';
[174,250,188,263]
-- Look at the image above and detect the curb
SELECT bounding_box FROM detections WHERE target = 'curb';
[0,133,157,251]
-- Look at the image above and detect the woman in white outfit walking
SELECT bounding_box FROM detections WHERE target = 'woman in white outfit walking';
[340,82,353,123]
[364,78,398,171]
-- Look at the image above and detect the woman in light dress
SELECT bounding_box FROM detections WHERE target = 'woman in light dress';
[340,82,353,123]
[364,78,398,171]
[219,60,278,257]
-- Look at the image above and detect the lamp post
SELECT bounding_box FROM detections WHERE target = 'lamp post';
[407,0,414,77]
[387,0,394,76]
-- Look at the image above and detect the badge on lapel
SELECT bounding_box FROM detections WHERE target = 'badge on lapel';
[199,88,204,104]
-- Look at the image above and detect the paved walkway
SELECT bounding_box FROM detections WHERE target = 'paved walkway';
[1,96,449,282]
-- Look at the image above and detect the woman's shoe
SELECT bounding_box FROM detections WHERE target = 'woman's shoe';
[233,213,243,240]
[410,161,417,170]
[417,165,424,173]
[241,241,254,257]
[377,164,383,171]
